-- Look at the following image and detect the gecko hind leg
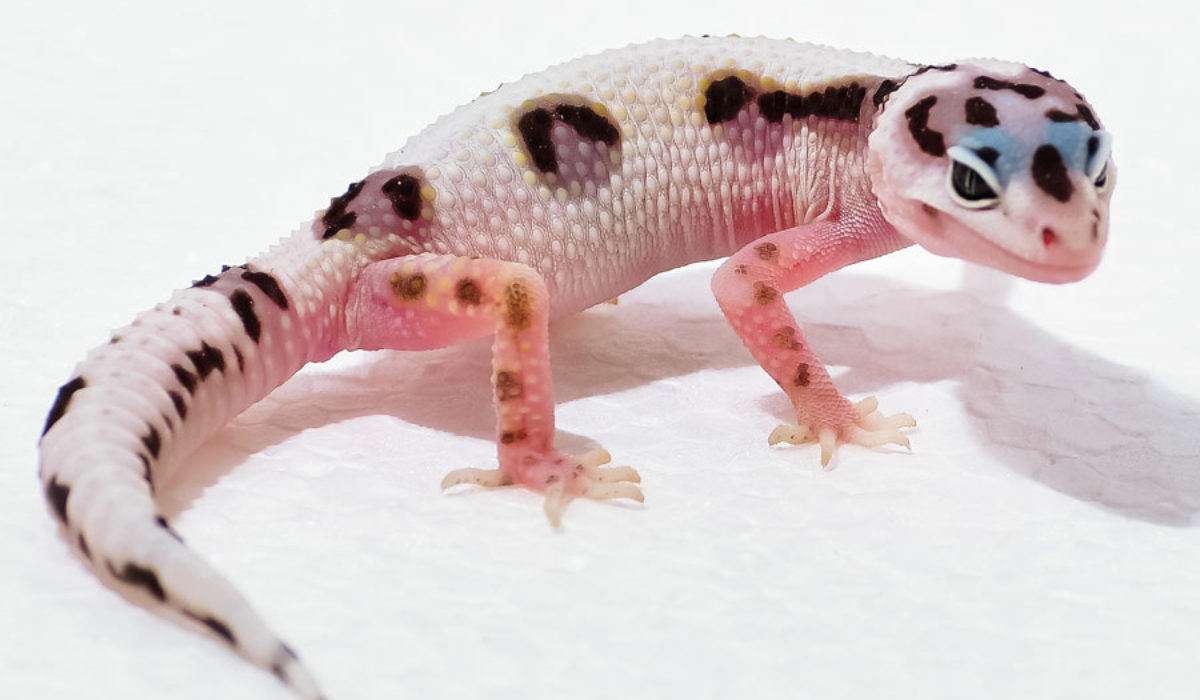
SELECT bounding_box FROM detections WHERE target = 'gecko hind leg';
[343,253,642,525]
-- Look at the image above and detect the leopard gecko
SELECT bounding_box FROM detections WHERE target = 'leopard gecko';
[37,36,1114,698]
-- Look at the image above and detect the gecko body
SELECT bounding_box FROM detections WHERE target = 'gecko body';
[38,37,1113,697]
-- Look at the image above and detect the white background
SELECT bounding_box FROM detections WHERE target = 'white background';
[3,1,1198,698]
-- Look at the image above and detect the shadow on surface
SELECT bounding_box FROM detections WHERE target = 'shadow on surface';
[158,264,1200,527]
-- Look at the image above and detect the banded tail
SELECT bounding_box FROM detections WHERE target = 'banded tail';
[38,235,349,699]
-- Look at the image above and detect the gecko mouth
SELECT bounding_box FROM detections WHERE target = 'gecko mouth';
[921,210,1102,284]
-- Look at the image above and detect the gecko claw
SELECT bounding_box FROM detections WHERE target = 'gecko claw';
[769,396,916,467]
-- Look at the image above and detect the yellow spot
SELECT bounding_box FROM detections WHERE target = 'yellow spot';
[538,186,552,200]
[427,166,441,179]
[591,102,608,117]
[336,229,353,241]
[555,187,567,203]
[761,76,777,90]
[426,294,438,308]
[420,185,436,201]
[355,233,367,244]
[513,151,528,167]
[690,113,704,126]
[437,277,452,294]
[612,106,627,121]
[524,171,538,186]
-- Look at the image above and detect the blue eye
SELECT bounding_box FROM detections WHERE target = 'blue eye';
[947,146,1002,208]
[1086,132,1113,190]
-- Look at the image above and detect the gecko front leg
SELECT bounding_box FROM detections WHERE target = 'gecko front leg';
[711,211,918,466]
[343,253,642,526]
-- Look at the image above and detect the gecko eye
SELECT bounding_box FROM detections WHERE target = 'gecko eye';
[1086,132,1113,191]
[946,146,1001,209]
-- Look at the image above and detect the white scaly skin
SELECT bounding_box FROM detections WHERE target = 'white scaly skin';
[36,37,1112,698]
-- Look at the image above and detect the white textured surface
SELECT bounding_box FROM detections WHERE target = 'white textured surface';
[3,2,1198,699]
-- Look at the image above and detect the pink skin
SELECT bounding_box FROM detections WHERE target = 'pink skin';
[340,253,641,524]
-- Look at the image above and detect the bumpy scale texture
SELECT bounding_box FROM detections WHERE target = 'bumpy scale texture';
[37,36,1114,698]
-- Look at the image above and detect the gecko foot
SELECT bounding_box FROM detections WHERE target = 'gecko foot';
[767,396,916,468]
[441,448,643,527]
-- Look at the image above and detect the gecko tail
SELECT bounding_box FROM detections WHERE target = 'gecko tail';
[42,464,327,699]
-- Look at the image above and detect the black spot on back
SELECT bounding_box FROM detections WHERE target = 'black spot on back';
[1032,145,1074,203]
[321,180,365,239]
[974,76,1046,99]
[517,108,557,172]
[43,376,86,436]
[913,63,958,75]
[381,174,423,220]
[240,270,289,310]
[965,97,1000,127]
[108,561,166,602]
[704,75,754,123]
[517,103,621,174]
[553,104,619,145]
[185,341,226,380]
[45,475,70,524]
[229,290,261,343]
[904,96,946,157]
[758,82,867,123]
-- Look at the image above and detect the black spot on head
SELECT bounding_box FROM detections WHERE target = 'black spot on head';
[321,180,365,239]
[240,270,289,310]
[704,75,754,123]
[381,174,423,220]
[873,79,901,108]
[171,364,198,395]
[1032,144,1074,203]
[1087,135,1100,159]
[43,376,86,436]
[904,96,946,157]
[191,274,221,288]
[185,341,226,380]
[965,97,1000,127]
[229,290,261,343]
[553,104,619,145]
[141,425,161,460]
[45,475,71,524]
[1030,67,1058,81]
[976,147,1000,167]
[1074,103,1099,130]
[974,76,1046,99]
[913,63,959,75]
[107,561,166,602]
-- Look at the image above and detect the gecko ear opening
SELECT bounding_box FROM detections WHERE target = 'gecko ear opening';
[946,146,1001,209]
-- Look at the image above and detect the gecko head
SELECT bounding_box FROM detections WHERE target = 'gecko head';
[867,60,1114,284]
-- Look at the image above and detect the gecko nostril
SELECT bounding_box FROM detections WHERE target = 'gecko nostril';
[1042,227,1057,246]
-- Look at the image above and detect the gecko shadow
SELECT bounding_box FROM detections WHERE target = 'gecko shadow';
[158,263,1200,527]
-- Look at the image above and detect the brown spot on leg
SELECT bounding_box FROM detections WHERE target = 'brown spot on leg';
[500,428,528,444]
[793,363,811,387]
[734,264,749,275]
[772,327,802,351]
[495,371,523,401]
[504,280,533,329]
[755,242,779,262]
[753,281,778,305]
[390,272,427,300]
[455,278,482,306]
